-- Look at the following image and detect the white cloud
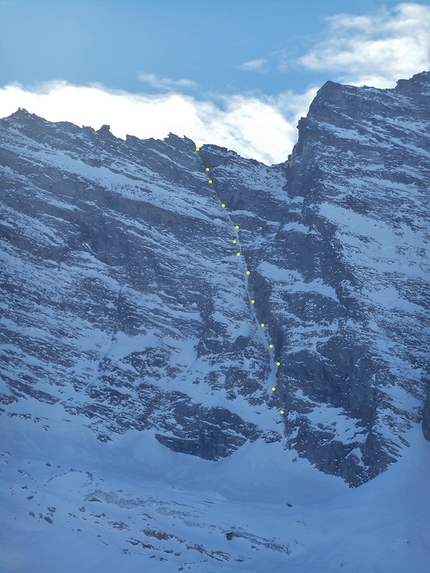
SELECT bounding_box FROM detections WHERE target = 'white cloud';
[239,58,268,72]
[298,3,430,87]
[0,81,316,164]
[138,73,197,90]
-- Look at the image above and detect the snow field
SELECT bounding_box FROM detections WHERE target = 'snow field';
[1,402,429,573]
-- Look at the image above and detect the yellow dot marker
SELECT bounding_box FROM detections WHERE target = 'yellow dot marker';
[269,344,273,349]
[246,270,250,275]
[236,252,241,256]
[221,203,226,208]
[272,387,276,392]
[205,167,210,171]
[280,410,285,415]
[276,361,281,366]
[196,147,200,151]
[235,225,239,229]
[208,179,213,184]
[232,239,237,244]
[260,323,265,327]
[251,299,255,304]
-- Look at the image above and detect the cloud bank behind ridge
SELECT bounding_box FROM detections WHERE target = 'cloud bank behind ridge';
[0,3,428,165]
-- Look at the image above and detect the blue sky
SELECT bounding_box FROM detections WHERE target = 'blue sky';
[1,0,429,163]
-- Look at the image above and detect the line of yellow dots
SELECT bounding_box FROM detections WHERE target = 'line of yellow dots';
[247,262,284,416]
[196,145,285,416]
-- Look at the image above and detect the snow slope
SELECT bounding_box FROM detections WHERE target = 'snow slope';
[1,396,429,573]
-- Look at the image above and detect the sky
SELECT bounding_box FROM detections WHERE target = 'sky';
[0,0,429,164]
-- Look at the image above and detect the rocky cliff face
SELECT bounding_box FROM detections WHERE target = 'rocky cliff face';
[1,71,429,487]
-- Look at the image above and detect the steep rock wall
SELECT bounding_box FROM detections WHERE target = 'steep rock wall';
[1,72,429,486]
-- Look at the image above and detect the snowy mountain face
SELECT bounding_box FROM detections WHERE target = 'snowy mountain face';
[0,72,429,571]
